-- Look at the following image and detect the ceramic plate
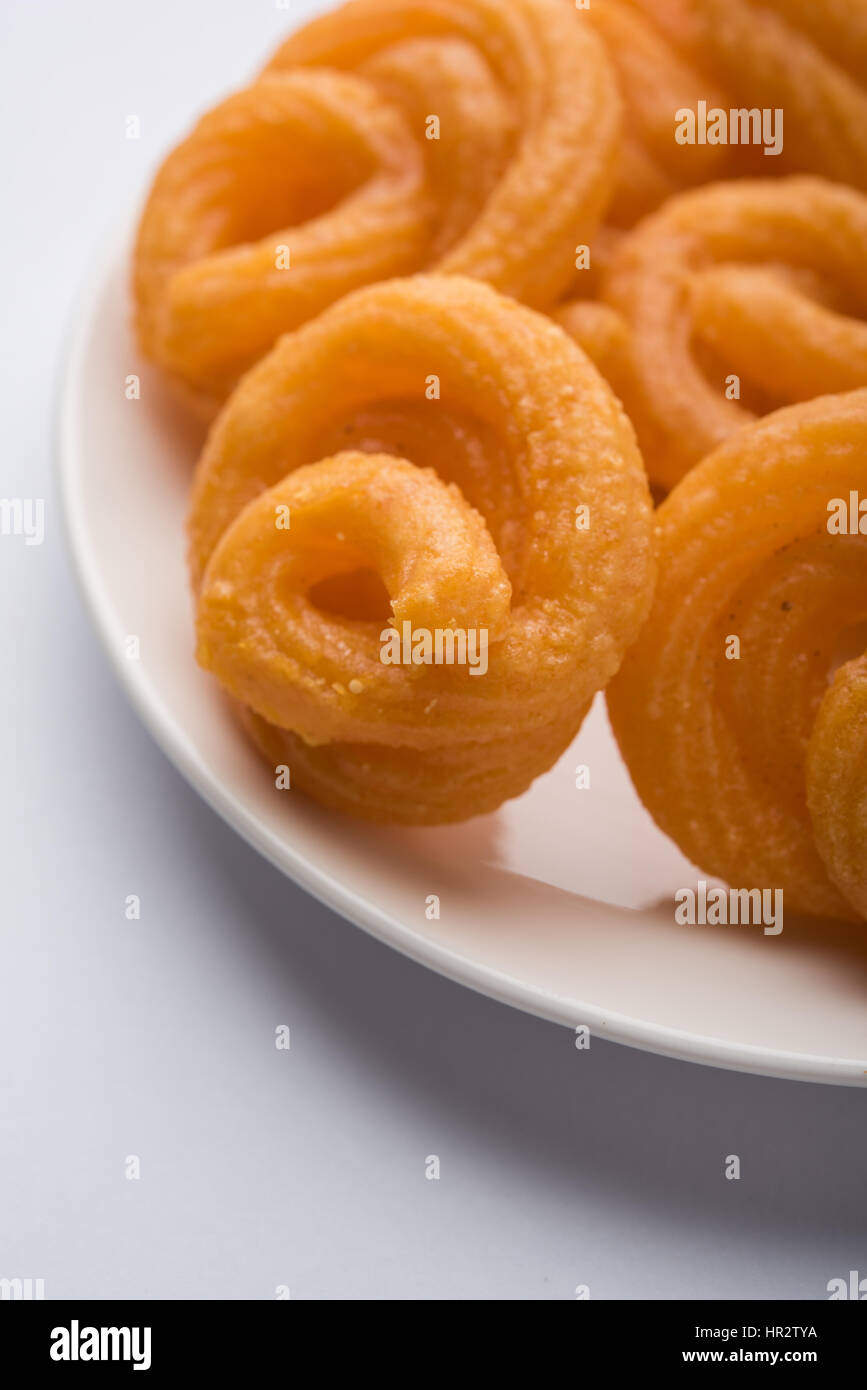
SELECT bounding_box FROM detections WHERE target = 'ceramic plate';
[59,247,867,1086]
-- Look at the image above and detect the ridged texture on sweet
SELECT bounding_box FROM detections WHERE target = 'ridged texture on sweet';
[629,0,867,191]
[355,35,513,259]
[190,275,655,823]
[602,178,867,489]
[264,0,621,304]
[133,71,429,415]
[580,0,735,227]
[607,390,867,923]
[807,657,867,922]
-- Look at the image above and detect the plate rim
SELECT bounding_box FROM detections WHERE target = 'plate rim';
[57,244,867,1089]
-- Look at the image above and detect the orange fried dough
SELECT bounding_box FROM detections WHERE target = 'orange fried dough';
[602,177,867,489]
[807,657,867,923]
[551,301,635,421]
[607,390,867,923]
[580,0,735,227]
[264,0,620,304]
[190,276,655,823]
[129,0,867,859]
[629,0,867,191]
[134,0,622,415]
[133,71,429,416]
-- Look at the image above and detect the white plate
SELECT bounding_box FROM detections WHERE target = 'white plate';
[59,247,867,1087]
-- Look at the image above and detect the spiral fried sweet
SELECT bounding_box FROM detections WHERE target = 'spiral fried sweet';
[134,0,620,414]
[602,177,867,489]
[189,275,655,824]
[264,0,620,304]
[133,70,429,415]
[607,390,867,923]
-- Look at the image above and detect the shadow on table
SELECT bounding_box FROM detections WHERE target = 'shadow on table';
[180,785,867,1253]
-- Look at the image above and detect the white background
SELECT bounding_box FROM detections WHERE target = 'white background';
[0,0,864,1300]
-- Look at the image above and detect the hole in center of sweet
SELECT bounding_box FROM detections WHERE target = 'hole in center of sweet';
[308,567,392,623]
